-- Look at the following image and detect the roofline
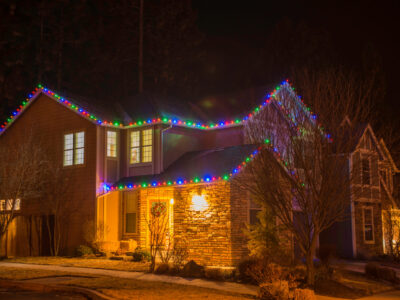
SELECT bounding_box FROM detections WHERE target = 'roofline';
[1,80,311,136]
[379,138,400,173]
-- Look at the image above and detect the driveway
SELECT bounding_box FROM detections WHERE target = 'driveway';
[0,288,85,299]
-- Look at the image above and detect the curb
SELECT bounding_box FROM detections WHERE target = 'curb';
[0,279,113,300]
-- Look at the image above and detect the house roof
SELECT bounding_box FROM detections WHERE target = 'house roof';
[1,82,292,135]
[112,144,260,189]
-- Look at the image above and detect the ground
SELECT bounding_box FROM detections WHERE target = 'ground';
[1,257,399,299]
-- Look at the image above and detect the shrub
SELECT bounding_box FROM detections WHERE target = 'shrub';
[154,263,170,274]
[204,268,224,281]
[132,248,151,262]
[258,280,289,300]
[182,260,204,278]
[246,261,284,285]
[365,262,379,278]
[376,266,398,283]
[75,245,93,257]
[172,239,189,269]
[293,288,316,300]
[237,258,259,283]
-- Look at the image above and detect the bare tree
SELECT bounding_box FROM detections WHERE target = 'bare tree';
[0,136,46,255]
[146,201,170,271]
[235,67,377,285]
[382,209,400,261]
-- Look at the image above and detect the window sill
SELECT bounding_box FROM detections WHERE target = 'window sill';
[129,162,152,167]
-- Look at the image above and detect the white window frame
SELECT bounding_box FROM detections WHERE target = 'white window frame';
[106,131,117,158]
[129,128,153,165]
[63,131,85,166]
[363,206,375,244]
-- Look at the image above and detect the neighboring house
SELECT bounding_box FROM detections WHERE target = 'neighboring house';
[320,122,399,259]
[0,82,398,265]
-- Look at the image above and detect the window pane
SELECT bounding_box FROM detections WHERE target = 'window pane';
[142,145,152,163]
[107,131,117,157]
[250,209,260,225]
[74,148,84,165]
[126,213,136,233]
[365,225,373,241]
[75,132,85,149]
[64,134,73,150]
[64,149,73,166]
[364,208,372,225]
[142,129,152,146]
[131,131,140,147]
[130,147,140,164]
[126,195,137,213]
[362,158,370,185]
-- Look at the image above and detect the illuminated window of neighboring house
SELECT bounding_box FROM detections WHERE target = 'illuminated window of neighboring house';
[130,129,152,164]
[64,131,85,166]
[361,157,371,185]
[125,194,137,234]
[363,207,374,243]
[107,131,117,157]
[249,196,262,225]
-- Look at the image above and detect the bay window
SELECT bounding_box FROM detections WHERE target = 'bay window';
[130,129,152,164]
[107,131,117,158]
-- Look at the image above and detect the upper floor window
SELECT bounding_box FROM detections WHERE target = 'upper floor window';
[130,129,153,164]
[107,131,117,158]
[0,199,20,211]
[64,131,85,166]
[363,207,374,243]
[361,157,371,185]
[249,196,262,225]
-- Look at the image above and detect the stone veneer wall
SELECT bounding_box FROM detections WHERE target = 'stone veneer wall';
[173,181,234,267]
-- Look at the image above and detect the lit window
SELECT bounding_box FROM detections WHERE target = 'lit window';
[107,131,117,157]
[363,207,374,242]
[64,131,85,166]
[125,194,137,234]
[0,199,20,211]
[142,129,152,163]
[130,129,152,164]
[362,157,370,185]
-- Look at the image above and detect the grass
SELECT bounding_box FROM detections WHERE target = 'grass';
[0,266,254,300]
[5,256,149,272]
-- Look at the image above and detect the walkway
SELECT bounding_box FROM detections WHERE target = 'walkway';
[0,262,258,296]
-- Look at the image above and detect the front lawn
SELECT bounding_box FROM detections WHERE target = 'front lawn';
[0,266,254,300]
[5,256,149,272]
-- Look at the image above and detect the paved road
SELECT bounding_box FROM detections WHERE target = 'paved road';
[0,288,85,300]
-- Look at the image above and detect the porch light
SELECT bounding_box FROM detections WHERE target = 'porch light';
[191,194,208,212]
[170,198,174,205]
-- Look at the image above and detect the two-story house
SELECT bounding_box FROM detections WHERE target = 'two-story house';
[0,81,398,266]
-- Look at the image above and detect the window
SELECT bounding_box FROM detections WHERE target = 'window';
[249,197,262,225]
[107,131,117,157]
[125,194,137,234]
[64,131,85,166]
[0,199,20,211]
[362,157,371,185]
[130,129,153,164]
[363,207,374,242]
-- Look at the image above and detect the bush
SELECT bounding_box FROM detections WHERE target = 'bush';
[365,262,379,278]
[204,268,224,281]
[172,239,189,269]
[237,258,259,283]
[154,263,170,274]
[293,288,316,300]
[75,245,93,257]
[258,280,289,300]
[182,260,204,278]
[132,248,151,262]
[246,261,284,285]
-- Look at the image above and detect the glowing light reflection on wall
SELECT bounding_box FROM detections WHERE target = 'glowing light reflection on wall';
[191,194,208,212]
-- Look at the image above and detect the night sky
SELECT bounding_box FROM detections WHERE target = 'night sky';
[193,0,400,121]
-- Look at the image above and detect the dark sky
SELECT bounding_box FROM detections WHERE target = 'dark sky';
[192,0,400,120]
